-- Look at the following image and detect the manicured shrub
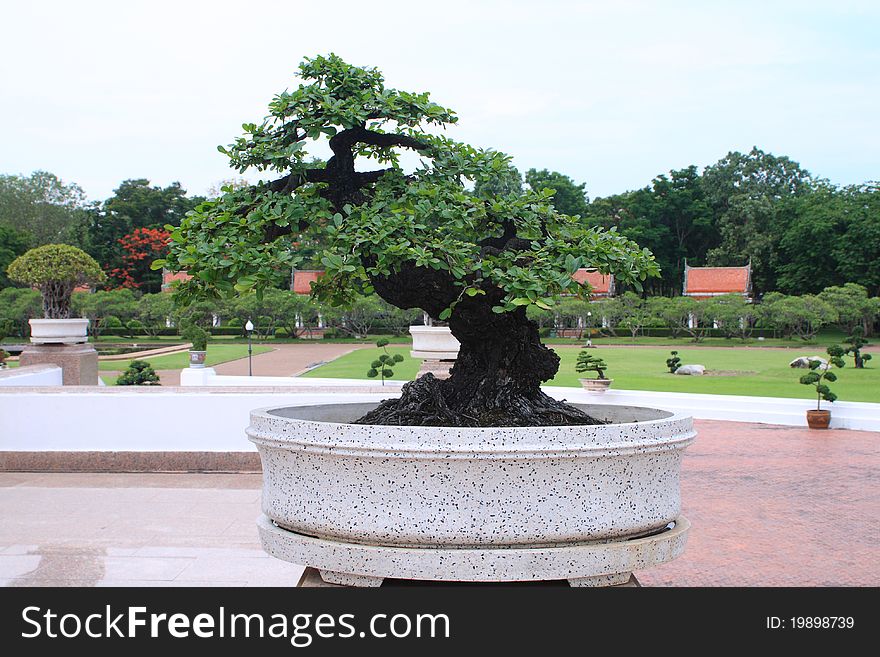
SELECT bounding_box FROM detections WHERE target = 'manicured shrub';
[116,360,160,386]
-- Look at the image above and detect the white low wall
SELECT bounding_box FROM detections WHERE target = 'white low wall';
[1,382,877,454]
[543,386,880,432]
[0,365,63,388]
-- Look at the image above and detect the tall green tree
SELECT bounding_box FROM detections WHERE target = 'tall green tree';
[703,147,816,294]
[525,169,589,217]
[0,171,89,246]
[585,166,716,295]
[0,225,31,289]
[78,179,204,287]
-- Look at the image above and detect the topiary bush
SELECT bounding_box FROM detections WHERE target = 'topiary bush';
[116,360,161,386]
[366,338,404,386]
[181,323,209,351]
[666,350,681,374]
[6,244,105,319]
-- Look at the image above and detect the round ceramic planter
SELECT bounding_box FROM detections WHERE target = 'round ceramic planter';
[409,325,460,360]
[248,402,695,548]
[28,318,89,344]
[806,409,831,430]
[579,378,613,392]
[188,350,207,368]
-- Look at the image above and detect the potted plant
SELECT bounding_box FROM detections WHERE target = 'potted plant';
[366,338,404,386]
[162,55,693,587]
[0,349,9,370]
[181,324,209,368]
[576,350,612,391]
[799,345,845,429]
[6,244,105,343]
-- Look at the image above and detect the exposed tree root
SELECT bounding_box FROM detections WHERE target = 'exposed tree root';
[355,374,606,427]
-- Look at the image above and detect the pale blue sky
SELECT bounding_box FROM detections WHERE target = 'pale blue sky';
[2,0,878,201]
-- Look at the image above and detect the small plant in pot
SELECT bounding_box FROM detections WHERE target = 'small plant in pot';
[576,350,612,392]
[181,324,210,368]
[6,244,105,343]
[799,345,845,429]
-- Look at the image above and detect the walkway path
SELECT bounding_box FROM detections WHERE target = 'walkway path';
[0,419,876,586]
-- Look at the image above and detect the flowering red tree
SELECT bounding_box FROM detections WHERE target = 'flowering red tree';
[108,227,171,292]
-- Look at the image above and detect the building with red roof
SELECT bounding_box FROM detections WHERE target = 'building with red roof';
[572,269,615,299]
[682,262,752,300]
[290,270,324,295]
[161,269,192,292]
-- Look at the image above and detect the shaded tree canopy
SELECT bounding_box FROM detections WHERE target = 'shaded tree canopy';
[525,168,589,217]
[0,171,88,246]
[160,54,658,426]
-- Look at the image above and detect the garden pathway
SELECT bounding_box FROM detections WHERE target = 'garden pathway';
[1,419,876,586]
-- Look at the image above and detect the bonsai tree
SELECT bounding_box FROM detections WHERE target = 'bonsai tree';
[158,54,658,427]
[843,326,872,369]
[575,351,608,380]
[799,345,845,411]
[367,337,404,386]
[117,360,161,386]
[666,350,681,374]
[181,323,209,351]
[7,244,105,319]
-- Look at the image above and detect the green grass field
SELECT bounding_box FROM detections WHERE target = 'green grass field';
[99,344,272,372]
[301,345,880,403]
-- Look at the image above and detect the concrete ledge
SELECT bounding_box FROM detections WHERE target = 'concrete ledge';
[544,386,880,432]
[0,365,63,387]
[0,451,260,473]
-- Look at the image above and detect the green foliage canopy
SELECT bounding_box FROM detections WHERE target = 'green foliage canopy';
[158,54,659,323]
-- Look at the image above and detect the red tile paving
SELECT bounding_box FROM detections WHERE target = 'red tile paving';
[638,419,879,586]
[0,419,876,586]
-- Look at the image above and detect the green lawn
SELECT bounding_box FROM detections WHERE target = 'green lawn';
[301,345,880,403]
[99,344,272,372]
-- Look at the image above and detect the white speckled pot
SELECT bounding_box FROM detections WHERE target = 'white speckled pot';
[248,402,695,548]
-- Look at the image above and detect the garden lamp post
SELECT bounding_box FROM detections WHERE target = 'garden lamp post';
[245,319,254,376]
[586,311,593,348]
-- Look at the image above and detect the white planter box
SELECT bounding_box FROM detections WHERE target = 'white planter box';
[28,318,89,344]
[409,325,460,360]
[249,402,694,547]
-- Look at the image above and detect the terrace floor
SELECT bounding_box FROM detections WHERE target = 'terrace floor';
[1,419,877,587]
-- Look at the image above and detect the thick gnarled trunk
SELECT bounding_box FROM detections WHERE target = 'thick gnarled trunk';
[356,297,604,427]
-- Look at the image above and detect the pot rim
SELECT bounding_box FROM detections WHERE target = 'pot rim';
[247,401,695,459]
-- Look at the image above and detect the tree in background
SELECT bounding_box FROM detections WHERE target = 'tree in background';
[705,293,754,340]
[78,179,203,287]
[830,184,880,296]
[759,292,837,341]
[135,293,174,337]
[525,168,589,217]
[0,171,89,246]
[72,288,138,338]
[585,166,716,295]
[703,147,815,294]
[0,288,41,337]
[817,283,877,334]
[108,227,171,291]
[474,164,522,198]
[0,225,31,289]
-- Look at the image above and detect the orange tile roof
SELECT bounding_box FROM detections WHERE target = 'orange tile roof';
[572,269,613,296]
[291,270,324,295]
[684,266,750,295]
[161,270,192,292]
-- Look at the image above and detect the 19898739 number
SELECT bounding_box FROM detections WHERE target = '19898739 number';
[766,617,855,629]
